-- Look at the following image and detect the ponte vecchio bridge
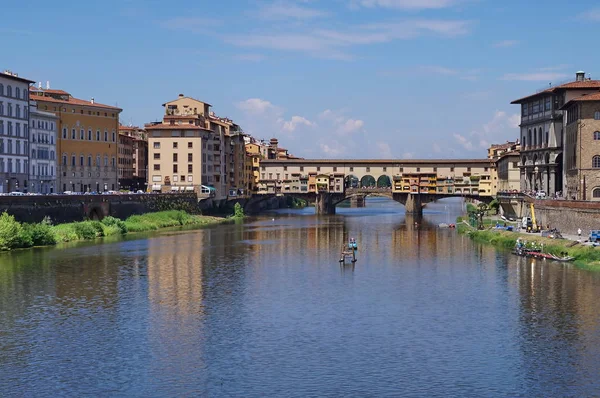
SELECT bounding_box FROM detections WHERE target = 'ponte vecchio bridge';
[255,158,495,215]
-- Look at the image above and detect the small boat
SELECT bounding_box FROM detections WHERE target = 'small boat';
[512,241,574,262]
[340,239,358,263]
[348,238,358,251]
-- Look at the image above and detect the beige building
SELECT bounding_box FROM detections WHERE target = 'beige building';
[119,125,148,191]
[561,93,600,200]
[497,152,521,192]
[146,94,247,198]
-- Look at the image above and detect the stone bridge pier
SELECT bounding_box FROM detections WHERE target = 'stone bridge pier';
[316,192,345,215]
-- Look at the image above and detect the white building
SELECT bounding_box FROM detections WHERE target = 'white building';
[29,100,57,193]
[0,70,34,193]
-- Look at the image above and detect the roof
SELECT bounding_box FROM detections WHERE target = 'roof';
[560,92,600,110]
[30,93,122,111]
[144,123,211,131]
[497,151,521,162]
[119,125,140,131]
[0,72,35,84]
[511,80,600,104]
[30,88,70,95]
[162,96,212,107]
[260,158,493,165]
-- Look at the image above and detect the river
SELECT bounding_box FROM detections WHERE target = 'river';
[2,198,600,397]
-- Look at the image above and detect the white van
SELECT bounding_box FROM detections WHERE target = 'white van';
[522,217,532,229]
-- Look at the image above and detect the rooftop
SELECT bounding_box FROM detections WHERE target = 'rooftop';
[511,76,600,104]
[0,71,34,84]
[30,91,122,111]
[261,158,493,165]
[560,92,600,109]
[144,123,211,131]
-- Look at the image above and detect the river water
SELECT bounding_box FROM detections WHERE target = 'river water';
[2,198,600,397]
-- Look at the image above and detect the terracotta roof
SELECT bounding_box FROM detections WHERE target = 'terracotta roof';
[162,96,212,107]
[119,126,140,131]
[30,93,122,111]
[30,88,70,95]
[261,159,493,165]
[144,123,211,131]
[560,92,600,110]
[511,80,600,104]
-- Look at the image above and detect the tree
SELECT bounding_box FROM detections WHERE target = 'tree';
[489,199,499,215]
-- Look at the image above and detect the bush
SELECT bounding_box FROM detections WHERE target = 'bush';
[24,220,56,246]
[73,222,100,240]
[0,212,27,250]
[233,203,245,218]
[102,216,128,234]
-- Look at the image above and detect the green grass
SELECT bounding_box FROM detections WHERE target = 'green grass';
[0,210,226,250]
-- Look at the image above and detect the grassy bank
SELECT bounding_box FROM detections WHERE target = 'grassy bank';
[458,220,600,268]
[0,210,227,251]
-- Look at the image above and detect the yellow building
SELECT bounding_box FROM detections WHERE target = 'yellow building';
[30,87,122,192]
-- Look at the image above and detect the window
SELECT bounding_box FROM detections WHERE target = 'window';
[333,167,338,172]
[71,155,76,166]
[63,128,67,139]
[6,85,11,97]
[593,155,600,169]
[153,153,160,160]
[366,167,370,172]
[417,167,420,172]
[173,165,178,173]
[173,153,178,162]
[97,130,100,141]
[467,167,471,172]
[88,156,92,167]
[484,167,488,172]
[80,129,85,140]
[71,129,76,139]
[104,156,108,166]
[188,153,192,162]
[188,142,192,148]
[112,132,116,142]
[88,129,92,140]
[382,167,386,172]
[96,155,101,167]
[300,166,304,172]
[594,131,600,140]
[317,167,321,171]
[112,157,116,167]
[594,188,600,198]
[104,131,108,141]
[545,97,552,111]
[153,142,160,149]
[173,142,178,148]
[80,155,84,166]
[188,164,193,173]
[0,84,3,96]
[595,111,600,120]
[62,155,67,165]
[154,164,160,171]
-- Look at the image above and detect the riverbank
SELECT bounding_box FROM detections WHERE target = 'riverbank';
[0,210,230,251]
[458,219,600,269]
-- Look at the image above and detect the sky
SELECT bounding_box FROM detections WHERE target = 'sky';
[3,0,600,159]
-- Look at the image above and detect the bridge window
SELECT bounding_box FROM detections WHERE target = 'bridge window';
[416,167,420,172]
[283,166,287,171]
[366,167,370,172]
[433,167,437,172]
[317,167,321,171]
[484,167,488,172]
[300,166,304,171]
[399,167,403,172]
[383,167,387,172]
[333,167,337,172]
[467,167,471,172]
[349,167,354,172]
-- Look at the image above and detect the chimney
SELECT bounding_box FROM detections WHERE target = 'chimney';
[178,93,184,97]
[46,81,50,89]
[38,82,42,89]
[91,97,95,104]
[576,71,585,82]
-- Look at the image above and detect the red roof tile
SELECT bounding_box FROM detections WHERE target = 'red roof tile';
[144,123,210,131]
[511,80,600,104]
[560,92,600,109]
[30,93,122,111]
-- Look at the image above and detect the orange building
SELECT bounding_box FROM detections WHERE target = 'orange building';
[30,87,122,193]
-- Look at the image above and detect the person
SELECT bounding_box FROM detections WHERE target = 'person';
[578,228,582,238]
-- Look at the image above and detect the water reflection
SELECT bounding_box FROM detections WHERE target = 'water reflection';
[1,198,600,396]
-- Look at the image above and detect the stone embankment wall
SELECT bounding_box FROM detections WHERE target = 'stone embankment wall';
[534,200,600,235]
[0,193,199,224]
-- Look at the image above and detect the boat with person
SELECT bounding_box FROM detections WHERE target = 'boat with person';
[512,238,574,262]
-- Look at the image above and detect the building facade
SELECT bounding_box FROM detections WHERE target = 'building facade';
[119,125,148,191]
[496,152,521,192]
[561,94,600,200]
[0,71,34,193]
[511,71,600,196]
[30,86,122,193]
[29,101,58,193]
[117,132,134,190]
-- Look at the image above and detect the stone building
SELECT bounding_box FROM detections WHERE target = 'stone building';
[0,71,34,193]
[30,85,122,193]
[560,93,600,200]
[496,152,521,192]
[511,71,600,196]
[119,125,148,191]
[29,100,58,193]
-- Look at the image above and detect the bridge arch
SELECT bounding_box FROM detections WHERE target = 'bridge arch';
[360,175,376,188]
[345,174,359,188]
[376,175,391,188]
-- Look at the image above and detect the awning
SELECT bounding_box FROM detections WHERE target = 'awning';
[151,184,161,190]
[201,185,216,191]
[185,186,194,191]
[171,186,180,191]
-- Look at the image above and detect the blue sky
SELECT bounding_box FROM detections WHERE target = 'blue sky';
[3,0,600,159]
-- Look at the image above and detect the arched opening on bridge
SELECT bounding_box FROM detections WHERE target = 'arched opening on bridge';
[89,208,102,221]
[360,175,376,188]
[377,175,391,188]
[345,174,359,188]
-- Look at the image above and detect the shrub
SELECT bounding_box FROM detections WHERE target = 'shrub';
[73,222,100,240]
[102,216,128,234]
[233,203,245,218]
[24,220,56,246]
[0,212,27,250]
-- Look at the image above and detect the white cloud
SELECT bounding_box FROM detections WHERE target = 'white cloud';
[578,8,600,21]
[233,53,266,62]
[320,109,365,135]
[500,72,569,81]
[225,19,471,59]
[453,133,474,151]
[352,0,457,10]
[319,142,348,157]
[402,152,415,159]
[258,1,329,19]
[432,142,442,153]
[493,39,519,48]
[376,141,393,158]
[236,98,275,114]
[281,115,314,132]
